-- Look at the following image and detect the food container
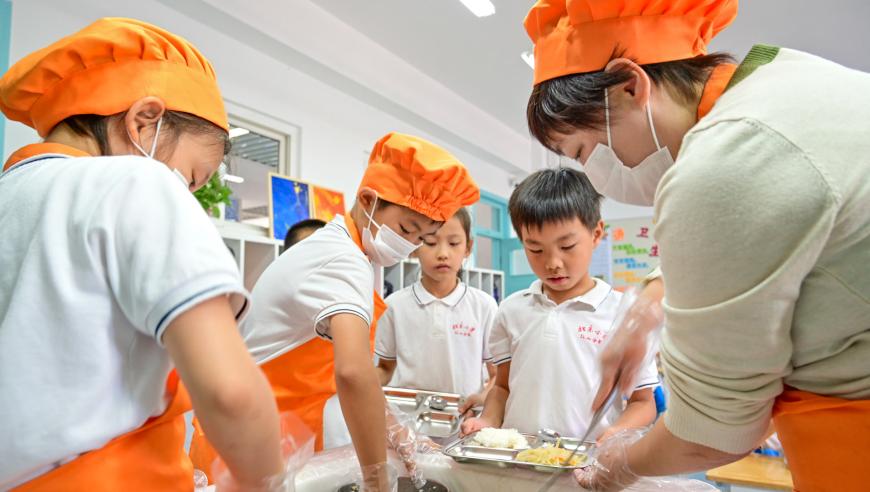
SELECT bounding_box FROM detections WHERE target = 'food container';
[383,387,467,441]
[442,432,594,473]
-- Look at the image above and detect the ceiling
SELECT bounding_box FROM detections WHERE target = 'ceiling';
[311,0,870,136]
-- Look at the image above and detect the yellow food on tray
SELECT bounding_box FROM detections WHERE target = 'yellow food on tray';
[516,446,585,467]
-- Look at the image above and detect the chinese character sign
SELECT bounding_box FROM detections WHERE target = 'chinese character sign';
[607,217,660,290]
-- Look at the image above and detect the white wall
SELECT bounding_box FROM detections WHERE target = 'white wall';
[4,0,525,203]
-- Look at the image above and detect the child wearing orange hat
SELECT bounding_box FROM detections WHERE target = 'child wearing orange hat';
[238,132,479,489]
[0,18,286,491]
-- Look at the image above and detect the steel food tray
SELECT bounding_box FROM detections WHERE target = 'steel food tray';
[383,387,466,440]
[442,432,594,473]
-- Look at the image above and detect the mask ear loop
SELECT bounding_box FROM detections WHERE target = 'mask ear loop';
[365,194,380,230]
[646,100,662,150]
[148,117,163,158]
[604,89,612,147]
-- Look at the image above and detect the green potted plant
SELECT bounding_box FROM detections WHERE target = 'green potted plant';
[193,174,233,218]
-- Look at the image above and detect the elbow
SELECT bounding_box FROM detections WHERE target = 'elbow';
[206,374,274,420]
[335,361,374,389]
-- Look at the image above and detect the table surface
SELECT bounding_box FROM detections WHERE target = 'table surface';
[706,454,793,490]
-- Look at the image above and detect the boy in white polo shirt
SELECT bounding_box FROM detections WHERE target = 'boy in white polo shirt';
[461,168,657,441]
[375,207,497,410]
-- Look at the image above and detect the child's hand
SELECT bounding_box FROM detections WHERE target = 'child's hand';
[459,392,485,417]
[460,416,493,437]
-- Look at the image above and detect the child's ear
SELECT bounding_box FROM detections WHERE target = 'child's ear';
[465,238,474,258]
[357,187,377,211]
[591,220,605,247]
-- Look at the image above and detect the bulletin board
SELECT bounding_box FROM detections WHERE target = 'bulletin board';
[607,217,659,290]
[268,173,312,241]
[311,185,346,222]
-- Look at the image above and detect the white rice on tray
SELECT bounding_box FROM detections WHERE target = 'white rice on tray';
[471,427,530,449]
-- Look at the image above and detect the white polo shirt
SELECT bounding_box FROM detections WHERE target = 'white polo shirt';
[0,154,248,488]
[490,279,658,438]
[375,281,497,396]
[242,215,374,363]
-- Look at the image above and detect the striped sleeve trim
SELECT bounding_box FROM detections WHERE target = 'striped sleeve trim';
[314,304,371,341]
[492,355,512,366]
[154,283,245,344]
[374,351,397,361]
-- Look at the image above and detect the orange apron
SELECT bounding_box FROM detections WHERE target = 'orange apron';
[14,372,193,491]
[190,215,387,481]
[773,389,870,492]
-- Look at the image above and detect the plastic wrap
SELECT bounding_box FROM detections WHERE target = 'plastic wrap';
[592,288,664,411]
[385,401,441,489]
[212,411,315,491]
[574,429,717,492]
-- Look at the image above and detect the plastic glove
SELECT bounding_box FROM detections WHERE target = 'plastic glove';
[576,429,718,492]
[214,411,315,492]
[591,287,664,412]
[385,402,428,489]
[574,429,643,491]
[361,462,398,492]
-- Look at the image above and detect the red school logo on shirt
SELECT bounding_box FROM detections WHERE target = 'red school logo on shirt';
[577,324,607,345]
[451,322,476,337]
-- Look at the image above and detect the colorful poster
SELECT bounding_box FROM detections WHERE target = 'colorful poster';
[311,185,346,222]
[607,217,659,290]
[269,173,311,241]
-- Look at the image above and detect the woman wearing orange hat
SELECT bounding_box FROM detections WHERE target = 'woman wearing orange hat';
[523,1,870,490]
[0,18,286,491]
[232,132,479,490]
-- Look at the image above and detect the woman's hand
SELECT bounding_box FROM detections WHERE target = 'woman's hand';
[458,392,485,417]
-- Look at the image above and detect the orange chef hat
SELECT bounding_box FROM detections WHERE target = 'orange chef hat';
[525,0,738,85]
[359,133,480,222]
[0,17,227,137]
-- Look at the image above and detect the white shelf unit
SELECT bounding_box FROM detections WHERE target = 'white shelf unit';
[212,219,282,291]
[382,260,505,303]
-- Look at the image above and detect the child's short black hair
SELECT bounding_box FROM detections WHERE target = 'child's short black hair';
[283,218,327,250]
[508,167,602,239]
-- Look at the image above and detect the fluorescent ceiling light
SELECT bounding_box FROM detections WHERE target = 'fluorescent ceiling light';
[229,127,250,139]
[223,174,245,184]
[459,0,495,18]
[521,50,534,69]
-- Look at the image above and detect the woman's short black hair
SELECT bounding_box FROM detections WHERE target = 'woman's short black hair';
[527,52,735,152]
[508,167,602,239]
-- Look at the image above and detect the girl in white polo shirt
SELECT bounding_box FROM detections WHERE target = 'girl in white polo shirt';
[375,207,498,412]
[461,168,658,441]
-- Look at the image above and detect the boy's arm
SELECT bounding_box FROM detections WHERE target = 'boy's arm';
[459,361,496,415]
[375,359,397,386]
[461,362,510,435]
[164,295,283,487]
[598,387,656,443]
[331,313,387,467]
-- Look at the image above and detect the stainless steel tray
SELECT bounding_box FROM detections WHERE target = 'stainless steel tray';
[383,387,466,440]
[442,432,594,473]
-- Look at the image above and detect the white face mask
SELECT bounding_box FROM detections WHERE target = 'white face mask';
[581,90,675,206]
[128,118,189,189]
[362,195,420,267]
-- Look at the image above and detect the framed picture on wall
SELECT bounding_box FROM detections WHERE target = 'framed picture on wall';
[311,185,346,222]
[268,173,312,241]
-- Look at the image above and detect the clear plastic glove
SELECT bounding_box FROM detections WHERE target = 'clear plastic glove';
[361,462,398,492]
[576,429,718,492]
[214,411,315,492]
[592,286,664,412]
[385,402,435,489]
[575,428,643,491]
